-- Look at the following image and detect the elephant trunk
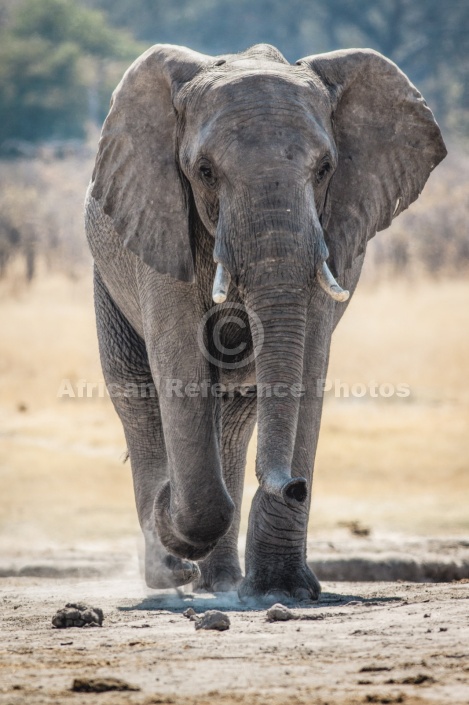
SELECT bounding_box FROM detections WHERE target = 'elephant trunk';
[212,181,347,507]
[244,282,308,508]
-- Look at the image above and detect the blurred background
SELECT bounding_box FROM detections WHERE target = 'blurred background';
[1,0,468,554]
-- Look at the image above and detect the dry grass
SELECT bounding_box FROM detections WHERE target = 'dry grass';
[1,272,468,548]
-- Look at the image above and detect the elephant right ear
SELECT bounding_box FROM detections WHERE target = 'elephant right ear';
[91,45,212,282]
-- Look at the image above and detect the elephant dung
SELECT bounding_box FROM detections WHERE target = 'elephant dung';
[194,610,230,631]
[52,602,104,628]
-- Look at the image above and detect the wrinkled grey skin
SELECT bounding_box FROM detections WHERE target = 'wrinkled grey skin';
[85,43,446,600]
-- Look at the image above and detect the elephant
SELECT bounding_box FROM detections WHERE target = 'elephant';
[85,43,446,600]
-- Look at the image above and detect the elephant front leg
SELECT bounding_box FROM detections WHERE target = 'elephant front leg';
[123,408,201,589]
[239,303,333,602]
[196,392,257,592]
[139,275,235,563]
[240,491,319,601]
[94,269,200,589]
[239,409,323,602]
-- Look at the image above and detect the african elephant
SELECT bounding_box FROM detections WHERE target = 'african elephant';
[85,43,446,600]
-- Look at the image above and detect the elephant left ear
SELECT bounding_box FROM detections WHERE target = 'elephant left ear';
[297,49,447,274]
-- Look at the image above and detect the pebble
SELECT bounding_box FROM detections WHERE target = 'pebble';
[266,603,296,622]
[194,610,230,631]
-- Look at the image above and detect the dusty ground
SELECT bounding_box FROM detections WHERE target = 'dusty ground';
[1,570,468,705]
[1,537,468,703]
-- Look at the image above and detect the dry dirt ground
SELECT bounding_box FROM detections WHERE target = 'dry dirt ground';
[1,568,468,705]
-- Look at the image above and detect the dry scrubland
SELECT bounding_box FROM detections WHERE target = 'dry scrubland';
[0,149,468,547]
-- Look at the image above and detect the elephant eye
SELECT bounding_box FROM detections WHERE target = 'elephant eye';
[316,159,332,185]
[198,161,217,188]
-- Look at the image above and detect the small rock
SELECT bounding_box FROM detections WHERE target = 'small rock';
[266,603,296,622]
[71,677,140,693]
[52,602,104,629]
[194,610,230,631]
[183,607,196,619]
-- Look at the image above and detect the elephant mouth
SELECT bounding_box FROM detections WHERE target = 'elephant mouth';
[212,260,349,304]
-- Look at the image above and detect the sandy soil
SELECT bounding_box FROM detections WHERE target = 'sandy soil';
[1,570,468,705]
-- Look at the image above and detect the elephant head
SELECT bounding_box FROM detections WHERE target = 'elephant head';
[91,43,446,510]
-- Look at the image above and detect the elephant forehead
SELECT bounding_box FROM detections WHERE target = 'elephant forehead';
[192,68,329,113]
[184,71,332,154]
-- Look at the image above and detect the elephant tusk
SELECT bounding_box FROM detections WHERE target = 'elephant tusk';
[212,263,231,304]
[316,261,350,303]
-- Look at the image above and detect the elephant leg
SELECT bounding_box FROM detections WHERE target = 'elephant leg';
[94,268,200,589]
[239,299,334,602]
[196,392,257,592]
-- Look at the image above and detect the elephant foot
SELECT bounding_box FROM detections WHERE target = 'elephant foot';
[238,562,321,603]
[143,531,201,589]
[194,553,243,593]
[145,550,200,589]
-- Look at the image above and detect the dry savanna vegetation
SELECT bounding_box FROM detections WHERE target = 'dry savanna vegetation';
[0,150,468,551]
